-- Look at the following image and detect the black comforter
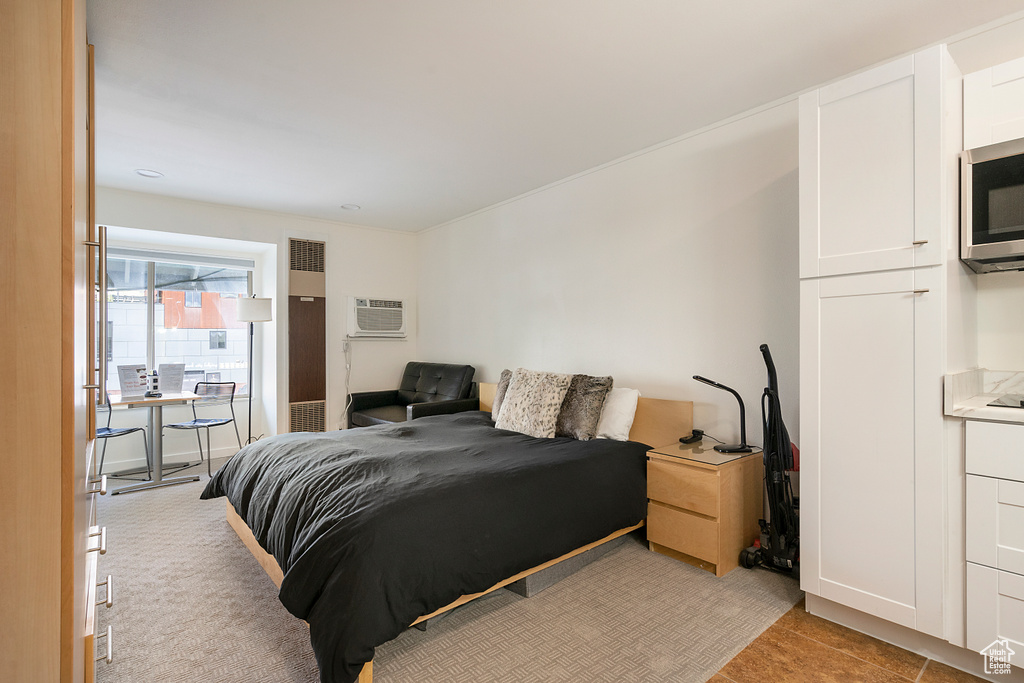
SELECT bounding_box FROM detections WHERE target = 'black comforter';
[201,411,648,683]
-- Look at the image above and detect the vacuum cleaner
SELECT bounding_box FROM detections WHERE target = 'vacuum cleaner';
[739,343,799,577]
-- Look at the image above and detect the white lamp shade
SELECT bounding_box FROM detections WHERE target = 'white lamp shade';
[237,297,273,322]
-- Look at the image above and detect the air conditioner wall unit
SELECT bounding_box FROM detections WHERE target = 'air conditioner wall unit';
[348,297,407,338]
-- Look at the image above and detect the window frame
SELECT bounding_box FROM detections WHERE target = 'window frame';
[103,247,256,398]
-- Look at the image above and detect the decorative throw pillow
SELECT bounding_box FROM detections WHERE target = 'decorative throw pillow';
[595,387,641,441]
[495,368,572,438]
[555,374,614,440]
[490,368,513,421]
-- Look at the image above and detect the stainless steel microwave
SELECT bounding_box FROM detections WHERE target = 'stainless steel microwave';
[962,136,1024,273]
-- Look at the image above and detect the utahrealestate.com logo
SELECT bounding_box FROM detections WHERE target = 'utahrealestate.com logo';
[980,639,1016,675]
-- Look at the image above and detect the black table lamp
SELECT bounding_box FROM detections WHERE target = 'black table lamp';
[693,375,752,453]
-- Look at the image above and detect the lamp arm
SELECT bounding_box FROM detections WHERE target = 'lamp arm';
[692,375,748,447]
[722,385,747,447]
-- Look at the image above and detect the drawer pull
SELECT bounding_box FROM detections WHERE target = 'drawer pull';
[96,625,112,664]
[87,527,106,555]
[88,475,107,496]
[97,575,113,608]
[912,240,928,246]
[913,289,929,294]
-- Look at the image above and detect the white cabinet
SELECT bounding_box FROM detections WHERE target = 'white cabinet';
[967,563,1024,653]
[966,420,1024,652]
[967,475,1024,577]
[964,55,1024,150]
[800,267,944,634]
[799,48,944,277]
[799,43,962,641]
[967,420,1024,481]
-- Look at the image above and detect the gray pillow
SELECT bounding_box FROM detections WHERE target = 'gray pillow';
[495,368,572,438]
[491,368,513,421]
[556,375,614,440]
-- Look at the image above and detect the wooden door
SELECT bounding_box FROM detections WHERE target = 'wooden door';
[800,47,944,278]
[1,0,95,680]
[800,267,944,636]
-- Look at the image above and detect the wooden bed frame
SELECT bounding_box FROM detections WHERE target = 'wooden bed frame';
[225,383,693,683]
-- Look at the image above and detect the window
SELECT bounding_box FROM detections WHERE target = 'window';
[209,330,227,350]
[103,249,255,395]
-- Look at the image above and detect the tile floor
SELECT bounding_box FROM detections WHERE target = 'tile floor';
[709,599,987,683]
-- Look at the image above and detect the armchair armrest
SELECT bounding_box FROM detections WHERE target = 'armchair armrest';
[350,390,401,410]
[347,390,401,428]
[407,397,481,420]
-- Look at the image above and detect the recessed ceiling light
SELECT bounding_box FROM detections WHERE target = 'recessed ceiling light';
[135,169,164,178]
[340,204,361,211]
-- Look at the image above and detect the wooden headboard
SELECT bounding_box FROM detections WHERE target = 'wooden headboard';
[477,382,692,449]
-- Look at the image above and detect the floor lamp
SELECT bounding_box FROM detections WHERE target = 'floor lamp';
[237,295,273,445]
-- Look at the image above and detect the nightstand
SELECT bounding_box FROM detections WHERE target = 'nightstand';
[646,441,763,577]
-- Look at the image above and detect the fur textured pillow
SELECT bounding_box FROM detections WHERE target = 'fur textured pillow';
[490,368,513,421]
[555,374,614,440]
[495,368,572,438]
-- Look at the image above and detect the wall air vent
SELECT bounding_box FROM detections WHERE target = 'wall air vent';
[348,297,406,338]
[290,400,326,432]
[289,238,325,273]
[287,237,327,429]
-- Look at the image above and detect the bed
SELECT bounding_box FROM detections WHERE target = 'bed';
[202,381,692,683]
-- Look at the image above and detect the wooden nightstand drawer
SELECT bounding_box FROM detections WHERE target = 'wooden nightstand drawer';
[648,501,719,563]
[647,459,719,517]
[646,444,762,577]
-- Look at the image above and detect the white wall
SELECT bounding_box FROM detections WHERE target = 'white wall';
[96,187,418,471]
[416,102,801,449]
[977,271,1024,369]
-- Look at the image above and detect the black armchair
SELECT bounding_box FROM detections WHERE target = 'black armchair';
[347,361,478,428]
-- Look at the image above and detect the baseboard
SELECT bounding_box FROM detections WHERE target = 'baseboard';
[805,594,1024,682]
[101,445,240,475]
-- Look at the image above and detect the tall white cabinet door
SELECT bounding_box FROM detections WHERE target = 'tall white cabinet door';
[800,48,944,278]
[800,268,944,634]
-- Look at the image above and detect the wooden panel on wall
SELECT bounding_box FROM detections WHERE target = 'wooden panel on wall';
[288,295,326,403]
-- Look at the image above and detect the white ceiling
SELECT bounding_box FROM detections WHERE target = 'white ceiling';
[88,1,1024,232]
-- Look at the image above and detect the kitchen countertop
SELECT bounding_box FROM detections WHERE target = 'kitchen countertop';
[944,369,1024,424]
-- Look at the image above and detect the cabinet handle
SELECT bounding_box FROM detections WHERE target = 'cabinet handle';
[87,526,106,555]
[96,625,112,664]
[87,475,107,496]
[912,240,928,246]
[83,384,100,390]
[913,289,930,294]
[96,574,113,608]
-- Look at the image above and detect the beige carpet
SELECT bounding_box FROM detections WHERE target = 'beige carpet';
[97,458,801,683]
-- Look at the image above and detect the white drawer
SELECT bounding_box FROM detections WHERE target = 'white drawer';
[966,562,1024,653]
[966,421,1024,481]
[967,475,1024,576]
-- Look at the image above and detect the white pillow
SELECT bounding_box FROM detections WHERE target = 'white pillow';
[595,388,640,441]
